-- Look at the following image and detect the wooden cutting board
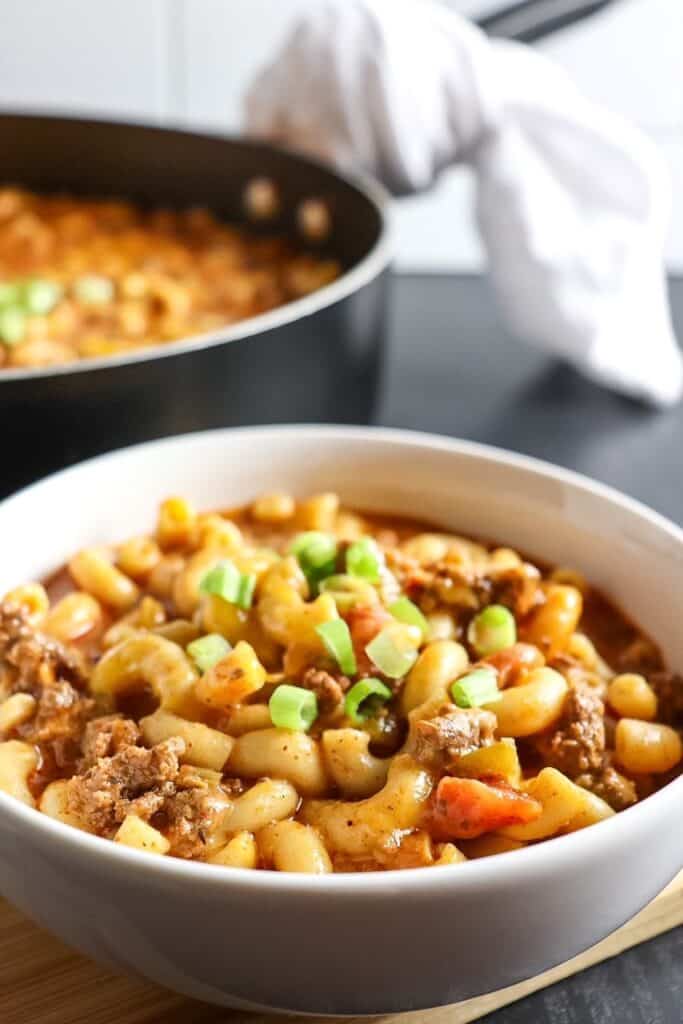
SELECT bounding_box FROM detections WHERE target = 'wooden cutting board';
[1,874,682,1024]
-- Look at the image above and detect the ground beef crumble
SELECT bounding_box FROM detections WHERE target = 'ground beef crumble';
[65,736,184,835]
[1,603,95,774]
[0,603,86,692]
[300,667,350,715]
[532,680,638,811]
[386,552,543,628]
[489,564,544,619]
[410,703,497,770]
[65,736,231,856]
[162,765,232,859]
[79,714,142,769]
[648,671,683,727]
[534,684,606,778]
[1,602,233,855]
[575,762,638,811]
[19,679,96,771]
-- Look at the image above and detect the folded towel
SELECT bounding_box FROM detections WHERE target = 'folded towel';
[246,0,682,407]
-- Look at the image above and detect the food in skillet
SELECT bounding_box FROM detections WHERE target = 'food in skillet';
[0,492,681,871]
[0,187,339,369]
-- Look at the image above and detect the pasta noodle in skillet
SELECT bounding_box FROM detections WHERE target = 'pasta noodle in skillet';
[0,493,681,872]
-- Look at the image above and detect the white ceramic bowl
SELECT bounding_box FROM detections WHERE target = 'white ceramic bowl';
[1,426,682,1016]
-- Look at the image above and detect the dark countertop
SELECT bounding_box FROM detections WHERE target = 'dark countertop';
[378,274,683,1024]
[379,275,683,524]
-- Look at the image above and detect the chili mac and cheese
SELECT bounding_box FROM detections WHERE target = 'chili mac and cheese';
[0,493,680,872]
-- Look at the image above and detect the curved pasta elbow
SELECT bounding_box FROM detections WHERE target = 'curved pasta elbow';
[68,548,139,611]
[257,557,308,644]
[172,548,225,618]
[43,591,102,643]
[487,668,568,738]
[90,633,198,714]
[140,709,234,771]
[228,727,328,796]
[498,767,595,841]
[401,640,469,714]
[302,754,434,860]
[615,719,682,774]
[218,778,299,838]
[2,582,49,626]
[521,584,583,657]
[207,830,259,868]
[0,740,39,806]
[322,728,390,797]
[258,820,332,873]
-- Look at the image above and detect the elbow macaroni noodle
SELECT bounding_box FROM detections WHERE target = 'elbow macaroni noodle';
[0,740,38,806]
[90,633,198,714]
[321,728,390,797]
[0,491,680,870]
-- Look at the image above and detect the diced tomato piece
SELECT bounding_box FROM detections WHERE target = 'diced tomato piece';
[346,604,393,675]
[480,643,543,687]
[430,774,542,840]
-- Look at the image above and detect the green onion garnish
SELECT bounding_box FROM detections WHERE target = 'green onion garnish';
[236,573,256,609]
[186,633,231,673]
[315,619,357,675]
[0,307,26,346]
[319,574,378,612]
[344,678,393,723]
[0,282,20,307]
[22,278,62,315]
[199,559,256,610]
[73,273,115,305]
[467,604,517,656]
[365,625,418,679]
[451,668,501,708]
[346,537,382,582]
[269,684,318,731]
[289,531,337,589]
[389,596,430,638]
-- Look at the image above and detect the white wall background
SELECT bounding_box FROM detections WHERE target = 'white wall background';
[0,0,681,271]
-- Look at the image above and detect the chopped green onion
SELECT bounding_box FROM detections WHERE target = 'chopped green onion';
[346,537,382,582]
[0,282,20,307]
[289,531,337,589]
[290,531,337,570]
[200,560,239,600]
[269,684,318,731]
[186,633,231,673]
[389,596,430,638]
[236,572,256,609]
[0,307,26,346]
[319,574,378,612]
[344,677,393,723]
[451,668,501,708]
[22,278,62,315]
[199,559,256,610]
[73,273,114,305]
[315,619,357,675]
[365,625,418,679]
[467,604,517,656]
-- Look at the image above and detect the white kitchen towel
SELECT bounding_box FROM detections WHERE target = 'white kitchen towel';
[246,0,683,407]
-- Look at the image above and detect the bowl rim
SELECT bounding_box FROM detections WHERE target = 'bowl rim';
[0,114,393,383]
[1,423,682,895]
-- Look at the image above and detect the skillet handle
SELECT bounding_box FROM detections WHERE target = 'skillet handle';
[475,0,621,43]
